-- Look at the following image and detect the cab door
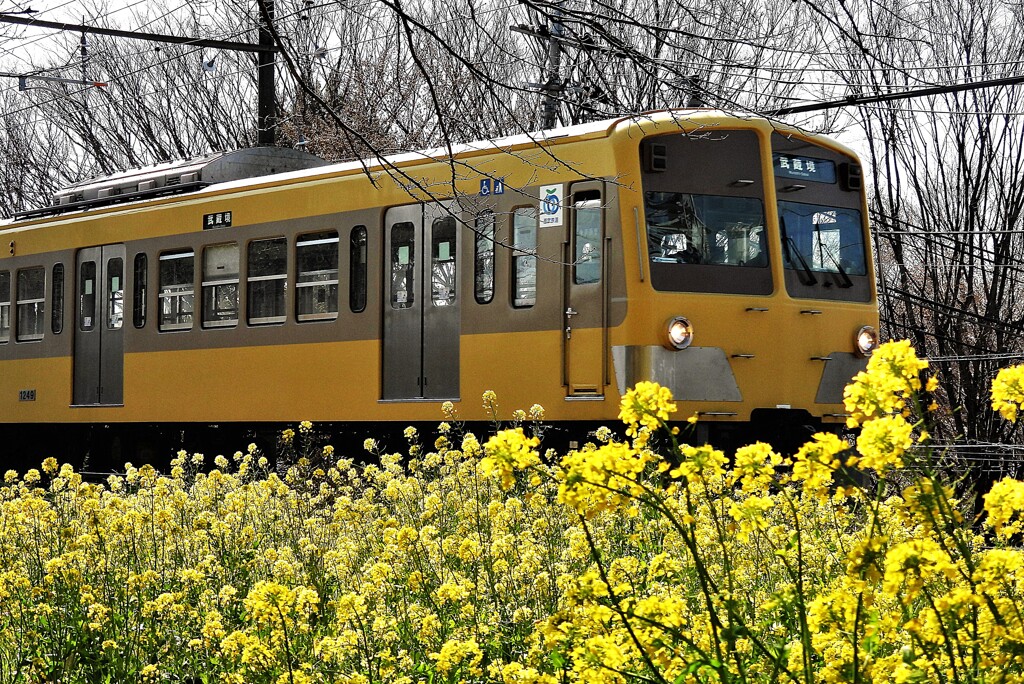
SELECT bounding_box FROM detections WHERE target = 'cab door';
[563,182,607,396]
[73,245,125,405]
[381,202,460,400]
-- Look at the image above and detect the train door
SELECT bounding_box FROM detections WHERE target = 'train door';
[563,181,606,397]
[381,202,460,400]
[73,244,125,405]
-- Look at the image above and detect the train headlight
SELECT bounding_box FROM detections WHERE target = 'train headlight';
[855,325,879,357]
[665,316,694,350]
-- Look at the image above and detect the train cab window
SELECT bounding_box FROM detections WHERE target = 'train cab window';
[79,261,97,332]
[573,191,602,285]
[350,226,367,313]
[431,216,456,306]
[641,130,772,296]
[474,211,495,304]
[0,271,8,342]
[296,231,339,321]
[16,267,45,342]
[248,238,287,325]
[512,206,538,307]
[390,222,415,310]
[106,257,124,330]
[133,254,147,329]
[772,133,871,302]
[158,250,195,331]
[51,263,64,335]
[202,243,239,328]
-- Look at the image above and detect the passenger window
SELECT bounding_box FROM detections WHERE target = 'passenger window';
[16,267,45,341]
[350,226,367,313]
[0,271,8,343]
[513,207,537,307]
[158,250,194,331]
[79,261,97,332]
[106,258,123,330]
[247,238,287,325]
[474,211,495,304]
[51,263,64,335]
[133,253,147,329]
[431,216,456,306]
[296,231,339,321]
[202,243,239,328]
[390,222,415,310]
[573,192,602,285]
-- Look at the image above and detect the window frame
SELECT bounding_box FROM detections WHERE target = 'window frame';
[349,225,368,313]
[474,211,495,304]
[246,237,288,326]
[296,230,340,322]
[201,242,240,329]
[133,253,147,329]
[15,266,45,342]
[158,249,195,332]
[51,262,64,335]
[512,206,538,308]
[0,270,8,343]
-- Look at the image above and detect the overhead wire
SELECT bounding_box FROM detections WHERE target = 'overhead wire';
[2,0,525,131]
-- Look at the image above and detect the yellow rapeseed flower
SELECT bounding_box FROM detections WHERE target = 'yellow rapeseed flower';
[992,365,1024,422]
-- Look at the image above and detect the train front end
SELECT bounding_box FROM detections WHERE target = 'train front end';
[613,113,879,447]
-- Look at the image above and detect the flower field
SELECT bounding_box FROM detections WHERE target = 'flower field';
[4,342,1024,683]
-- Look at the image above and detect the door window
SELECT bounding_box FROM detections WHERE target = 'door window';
[573,193,602,285]
[390,222,415,310]
[106,258,123,330]
[79,261,97,331]
[431,217,456,306]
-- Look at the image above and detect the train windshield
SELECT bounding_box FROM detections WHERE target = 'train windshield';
[640,129,773,295]
[647,193,767,268]
[772,132,872,302]
[779,202,867,278]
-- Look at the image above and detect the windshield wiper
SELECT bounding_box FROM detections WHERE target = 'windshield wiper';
[780,216,817,286]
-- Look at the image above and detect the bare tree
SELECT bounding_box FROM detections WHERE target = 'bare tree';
[809,0,1024,499]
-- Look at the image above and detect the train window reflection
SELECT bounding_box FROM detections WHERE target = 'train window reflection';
[646,192,767,268]
[350,226,367,313]
[133,254,147,329]
[574,195,602,285]
[778,201,866,277]
[0,271,8,343]
[80,261,97,332]
[513,207,537,307]
[106,258,123,330]
[202,243,239,328]
[16,267,45,341]
[297,231,339,321]
[390,222,415,310]
[248,238,287,325]
[51,263,64,335]
[158,251,194,331]
[431,217,456,306]
[474,212,494,304]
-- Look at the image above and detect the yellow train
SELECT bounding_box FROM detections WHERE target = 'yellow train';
[0,109,878,463]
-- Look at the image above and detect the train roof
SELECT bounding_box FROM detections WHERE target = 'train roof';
[7,109,837,224]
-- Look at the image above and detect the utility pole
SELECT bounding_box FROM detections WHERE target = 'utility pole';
[257,0,276,146]
[513,1,566,130]
[0,9,279,146]
[540,2,563,130]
